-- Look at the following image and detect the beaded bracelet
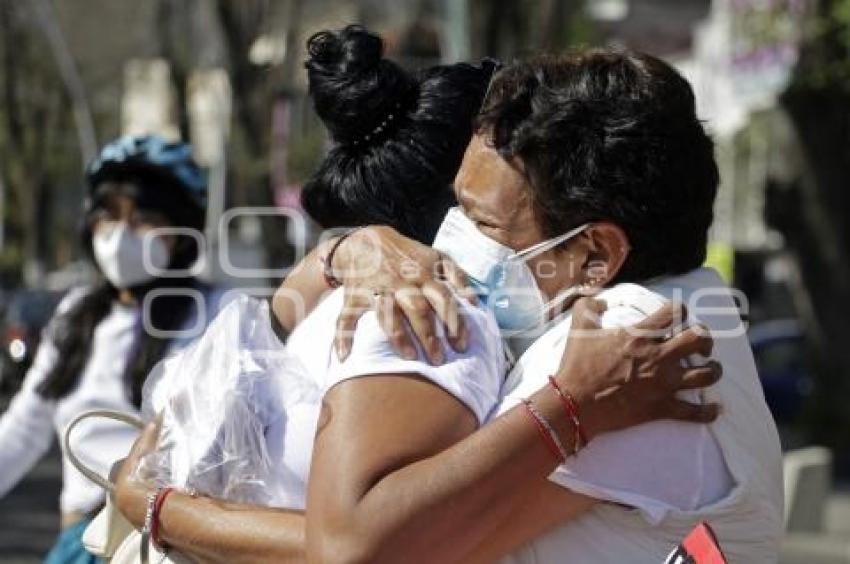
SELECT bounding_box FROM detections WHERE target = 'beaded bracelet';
[548,376,588,452]
[141,489,159,564]
[521,398,570,463]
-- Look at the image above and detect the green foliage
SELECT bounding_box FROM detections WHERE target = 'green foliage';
[564,9,599,47]
[832,0,850,39]
[791,0,850,92]
[0,0,86,282]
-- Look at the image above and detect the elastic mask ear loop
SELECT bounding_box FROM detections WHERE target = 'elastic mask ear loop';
[512,223,591,262]
[526,223,593,320]
[541,284,587,320]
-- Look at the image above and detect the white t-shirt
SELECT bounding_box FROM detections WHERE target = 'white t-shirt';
[497,268,783,564]
[498,283,734,522]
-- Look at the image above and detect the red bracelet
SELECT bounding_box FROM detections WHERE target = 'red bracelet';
[520,399,568,463]
[548,376,588,450]
[150,486,175,552]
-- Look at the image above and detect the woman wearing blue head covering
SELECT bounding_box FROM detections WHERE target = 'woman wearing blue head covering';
[0,135,218,563]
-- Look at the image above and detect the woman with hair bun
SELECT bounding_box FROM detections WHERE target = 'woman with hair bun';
[301,24,492,244]
[275,24,501,353]
[111,26,721,564]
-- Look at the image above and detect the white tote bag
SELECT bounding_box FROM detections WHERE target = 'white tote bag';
[64,409,189,564]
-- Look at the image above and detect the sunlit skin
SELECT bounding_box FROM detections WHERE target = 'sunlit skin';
[454,134,631,308]
[90,185,175,302]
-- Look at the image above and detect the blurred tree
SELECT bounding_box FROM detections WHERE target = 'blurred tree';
[774,0,850,471]
[156,0,196,142]
[153,0,305,280]
[468,0,588,59]
[214,0,304,277]
[29,0,97,165]
[534,0,581,51]
[394,0,443,68]
[0,0,79,286]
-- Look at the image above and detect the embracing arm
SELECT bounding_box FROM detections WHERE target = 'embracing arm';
[306,300,721,563]
[306,374,593,563]
[460,479,596,564]
[115,423,305,564]
[120,491,304,564]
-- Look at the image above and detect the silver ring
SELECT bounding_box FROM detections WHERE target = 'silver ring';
[372,288,390,300]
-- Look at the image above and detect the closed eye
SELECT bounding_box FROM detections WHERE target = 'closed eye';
[474,219,498,229]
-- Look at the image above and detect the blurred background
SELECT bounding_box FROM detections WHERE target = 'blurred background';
[0,0,848,562]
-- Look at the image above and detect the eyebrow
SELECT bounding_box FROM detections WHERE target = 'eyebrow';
[457,190,507,226]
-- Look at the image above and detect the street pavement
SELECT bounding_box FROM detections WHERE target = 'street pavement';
[0,446,61,563]
[0,397,61,563]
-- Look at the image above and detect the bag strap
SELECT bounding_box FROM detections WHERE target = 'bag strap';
[63,409,145,492]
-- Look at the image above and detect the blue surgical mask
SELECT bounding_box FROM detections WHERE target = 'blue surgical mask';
[433,207,589,334]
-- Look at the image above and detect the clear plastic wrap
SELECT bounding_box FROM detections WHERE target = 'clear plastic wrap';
[135,294,320,507]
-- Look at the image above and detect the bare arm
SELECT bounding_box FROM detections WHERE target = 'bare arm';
[460,477,596,563]
[306,374,595,564]
[305,300,721,563]
[271,237,339,335]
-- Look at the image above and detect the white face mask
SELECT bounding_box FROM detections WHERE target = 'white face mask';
[92,223,169,288]
[432,207,514,290]
[433,206,589,333]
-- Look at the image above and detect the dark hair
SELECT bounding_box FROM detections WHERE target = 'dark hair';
[476,49,719,282]
[301,25,498,243]
[38,173,206,406]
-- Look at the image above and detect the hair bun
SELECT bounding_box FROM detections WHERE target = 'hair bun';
[307,25,383,75]
[305,25,416,146]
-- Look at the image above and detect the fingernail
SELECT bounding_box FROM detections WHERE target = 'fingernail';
[403,346,418,360]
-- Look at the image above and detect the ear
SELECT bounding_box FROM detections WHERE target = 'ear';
[580,222,630,288]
